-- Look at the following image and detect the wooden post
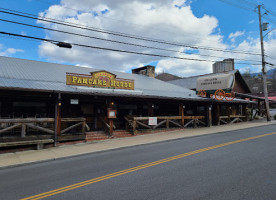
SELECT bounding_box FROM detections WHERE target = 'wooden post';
[206,105,212,127]
[133,120,137,134]
[214,103,220,125]
[148,103,154,117]
[54,93,61,146]
[179,103,184,126]
[82,121,86,133]
[21,124,26,137]
[166,119,169,129]
[242,104,248,121]
[257,100,261,116]
[109,119,113,136]
[107,100,115,136]
[226,104,231,123]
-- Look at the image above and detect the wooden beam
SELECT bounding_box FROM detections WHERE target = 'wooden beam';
[136,120,152,129]
[0,124,21,134]
[60,122,83,134]
[26,123,55,134]
[0,118,54,123]
[168,120,182,127]
[153,120,166,129]
[184,120,194,128]
[61,118,86,122]
[0,139,54,148]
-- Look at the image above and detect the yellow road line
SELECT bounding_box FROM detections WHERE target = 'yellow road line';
[21,132,276,200]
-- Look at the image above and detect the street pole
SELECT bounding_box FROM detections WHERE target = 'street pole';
[257,5,271,121]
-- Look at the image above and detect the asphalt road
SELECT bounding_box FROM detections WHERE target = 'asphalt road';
[0,125,275,200]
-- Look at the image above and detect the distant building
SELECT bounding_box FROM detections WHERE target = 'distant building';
[155,73,181,82]
[213,58,235,73]
[168,69,251,94]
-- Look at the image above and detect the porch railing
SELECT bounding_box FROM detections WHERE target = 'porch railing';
[0,117,89,137]
[125,115,206,134]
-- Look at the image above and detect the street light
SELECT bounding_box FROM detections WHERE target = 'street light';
[55,42,72,48]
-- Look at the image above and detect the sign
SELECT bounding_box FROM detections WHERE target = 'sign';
[148,117,157,126]
[70,99,79,104]
[108,109,117,119]
[66,71,134,90]
[196,73,235,94]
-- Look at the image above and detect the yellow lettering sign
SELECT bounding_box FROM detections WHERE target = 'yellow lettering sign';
[66,72,134,90]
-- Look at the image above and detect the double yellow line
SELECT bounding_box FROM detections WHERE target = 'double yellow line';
[21,132,276,200]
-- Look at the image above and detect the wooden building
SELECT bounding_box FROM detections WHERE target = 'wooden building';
[0,56,232,150]
[167,68,267,124]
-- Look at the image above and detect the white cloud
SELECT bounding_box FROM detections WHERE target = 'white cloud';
[228,31,245,43]
[0,45,24,56]
[37,0,224,76]
[36,0,276,77]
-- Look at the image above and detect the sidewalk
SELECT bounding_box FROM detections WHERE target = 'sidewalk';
[0,120,275,168]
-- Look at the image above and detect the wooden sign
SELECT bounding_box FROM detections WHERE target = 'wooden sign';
[108,109,117,119]
[148,117,157,126]
[66,71,134,90]
[196,73,235,94]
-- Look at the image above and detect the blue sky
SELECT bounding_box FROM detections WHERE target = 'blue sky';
[0,0,276,76]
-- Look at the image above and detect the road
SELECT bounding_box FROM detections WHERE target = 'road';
[0,125,275,200]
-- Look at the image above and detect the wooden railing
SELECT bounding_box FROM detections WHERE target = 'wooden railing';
[100,117,116,136]
[125,115,206,134]
[0,117,89,137]
[219,115,246,125]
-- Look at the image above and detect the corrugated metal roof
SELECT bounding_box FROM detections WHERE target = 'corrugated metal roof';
[0,56,208,101]
[168,70,238,89]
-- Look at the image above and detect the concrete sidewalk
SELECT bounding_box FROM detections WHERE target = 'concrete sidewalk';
[0,120,275,168]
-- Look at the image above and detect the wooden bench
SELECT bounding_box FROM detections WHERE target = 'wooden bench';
[0,139,54,150]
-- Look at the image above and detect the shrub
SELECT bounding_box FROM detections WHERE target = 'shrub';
[274,114,276,120]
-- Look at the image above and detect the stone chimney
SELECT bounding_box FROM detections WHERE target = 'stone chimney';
[212,59,235,73]
[132,65,155,78]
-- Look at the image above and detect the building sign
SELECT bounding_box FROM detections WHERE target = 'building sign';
[148,117,157,126]
[196,73,235,94]
[107,108,117,119]
[70,99,79,104]
[66,71,134,90]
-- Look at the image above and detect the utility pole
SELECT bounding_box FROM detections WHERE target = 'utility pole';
[257,5,271,121]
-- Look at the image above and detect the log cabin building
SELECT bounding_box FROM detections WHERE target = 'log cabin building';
[0,56,254,150]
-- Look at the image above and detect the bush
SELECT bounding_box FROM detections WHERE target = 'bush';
[274,114,276,120]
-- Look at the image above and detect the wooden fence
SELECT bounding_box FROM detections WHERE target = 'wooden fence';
[0,117,89,137]
[124,115,206,134]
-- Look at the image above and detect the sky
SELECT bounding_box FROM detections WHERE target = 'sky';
[0,0,276,77]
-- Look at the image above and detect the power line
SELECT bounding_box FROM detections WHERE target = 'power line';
[0,7,262,56]
[217,0,256,12]
[0,17,263,63]
[0,31,261,66]
[234,0,257,7]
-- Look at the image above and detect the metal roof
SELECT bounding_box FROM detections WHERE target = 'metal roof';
[167,70,251,94]
[168,70,239,90]
[0,56,209,101]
